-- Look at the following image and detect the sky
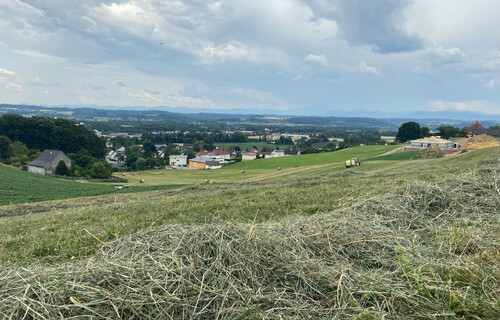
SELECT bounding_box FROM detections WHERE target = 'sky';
[0,0,499,115]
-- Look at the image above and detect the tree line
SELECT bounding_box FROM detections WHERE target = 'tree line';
[0,114,110,178]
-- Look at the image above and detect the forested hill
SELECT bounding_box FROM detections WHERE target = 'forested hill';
[0,114,105,158]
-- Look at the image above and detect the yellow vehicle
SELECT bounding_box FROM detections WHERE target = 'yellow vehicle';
[345,158,361,168]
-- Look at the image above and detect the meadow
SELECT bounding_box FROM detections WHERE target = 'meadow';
[0,146,499,318]
[0,146,498,318]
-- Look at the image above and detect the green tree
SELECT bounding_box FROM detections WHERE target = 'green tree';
[437,126,467,139]
[134,157,147,170]
[186,150,196,159]
[420,127,431,137]
[396,122,423,142]
[55,160,70,176]
[0,135,12,161]
[234,152,242,162]
[88,162,112,178]
[8,141,29,166]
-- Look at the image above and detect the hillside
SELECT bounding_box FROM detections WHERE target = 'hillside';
[0,165,186,206]
[0,147,499,318]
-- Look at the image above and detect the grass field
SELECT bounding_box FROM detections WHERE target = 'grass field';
[215,141,293,150]
[118,145,401,185]
[0,146,499,318]
[0,165,187,206]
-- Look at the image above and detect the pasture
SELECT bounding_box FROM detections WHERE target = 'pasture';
[0,147,499,318]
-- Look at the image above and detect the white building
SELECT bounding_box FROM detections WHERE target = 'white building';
[408,136,460,150]
[169,154,188,167]
[271,149,285,157]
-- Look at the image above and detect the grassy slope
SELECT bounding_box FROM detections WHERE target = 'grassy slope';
[0,146,497,264]
[225,144,401,170]
[0,147,498,318]
[0,165,187,206]
[114,145,400,186]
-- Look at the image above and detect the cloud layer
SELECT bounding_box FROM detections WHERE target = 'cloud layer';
[0,0,499,113]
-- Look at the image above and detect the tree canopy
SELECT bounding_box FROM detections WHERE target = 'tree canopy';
[396,122,423,142]
[0,114,105,158]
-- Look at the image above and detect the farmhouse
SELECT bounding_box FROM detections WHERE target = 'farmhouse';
[408,136,460,150]
[27,150,71,175]
[271,149,285,157]
[169,154,188,167]
[241,152,257,161]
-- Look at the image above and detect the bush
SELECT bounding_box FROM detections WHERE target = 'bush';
[55,160,70,176]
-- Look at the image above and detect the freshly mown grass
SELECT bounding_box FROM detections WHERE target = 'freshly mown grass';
[0,146,497,265]
[0,147,499,318]
[367,150,423,161]
[217,144,400,170]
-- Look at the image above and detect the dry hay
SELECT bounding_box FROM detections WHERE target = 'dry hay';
[454,134,499,150]
[1,168,499,319]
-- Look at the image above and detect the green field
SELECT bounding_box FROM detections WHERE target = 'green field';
[0,165,187,206]
[215,141,293,150]
[0,145,402,205]
[226,144,400,170]
[0,146,499,318]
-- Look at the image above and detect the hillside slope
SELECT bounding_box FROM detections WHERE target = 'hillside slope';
[0,147,499,318]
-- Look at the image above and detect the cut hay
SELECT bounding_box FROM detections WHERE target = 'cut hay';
[1,168,499,319]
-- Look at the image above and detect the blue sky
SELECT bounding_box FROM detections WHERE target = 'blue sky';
[0,0,499,114]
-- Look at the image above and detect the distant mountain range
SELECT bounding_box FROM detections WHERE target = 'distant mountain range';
[40,104,499,121]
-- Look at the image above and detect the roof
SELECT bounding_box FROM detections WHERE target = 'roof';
[464,121,485,131]
[284,149,300,155]
[409,136,452,143]
[28,150,65,168]
[205,160,221,167]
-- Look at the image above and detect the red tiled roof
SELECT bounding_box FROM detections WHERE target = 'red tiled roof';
[464,121,485,132]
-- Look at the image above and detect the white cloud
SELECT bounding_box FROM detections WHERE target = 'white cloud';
[0,68,16,76]
[4,82,23,92]
[356,60,380,75]
[200,42,259,64]
[486,79,498,88]
[304,54,327,66]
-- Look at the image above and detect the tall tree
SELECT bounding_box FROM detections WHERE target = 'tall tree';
[0,135,12,161]
[396,122,423,142]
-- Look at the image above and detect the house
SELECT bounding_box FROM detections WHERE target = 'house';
[311,142,328,149]
[188,157,223,170]
[106,150,125,166]
[464,121,500,136]
[464,121,485,135]
[27,150,71,175]
[271,149,285,157]
[205,160,222,169]
[197,147,231,161]
[241,152,257,161]
[408,136,460,150]
[259,151,272,158]
[284,149,301,156]
[169,154,188,167]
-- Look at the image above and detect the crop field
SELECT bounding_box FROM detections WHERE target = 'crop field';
[0,146,499,318]
[0,165,187,206]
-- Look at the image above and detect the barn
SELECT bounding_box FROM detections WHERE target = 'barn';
[27,150,72,175]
